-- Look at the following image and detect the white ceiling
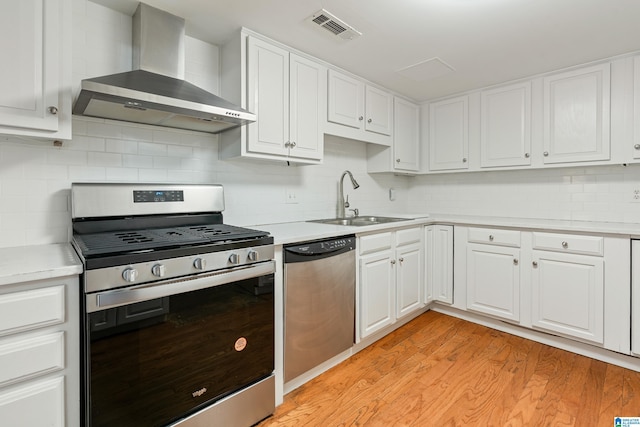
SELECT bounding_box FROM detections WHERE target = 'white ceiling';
[92,0,640,102]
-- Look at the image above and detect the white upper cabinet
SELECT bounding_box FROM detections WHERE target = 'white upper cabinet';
[288,53,324,161]
[542,63,611,164]
[480,82,531,168]
[327,69,393,145]
[428,95,469,171]
[229,34,324,164]
[0,0,71,140]
[393,97,420,172]
[365,85,393,136]
[327,69,363,129]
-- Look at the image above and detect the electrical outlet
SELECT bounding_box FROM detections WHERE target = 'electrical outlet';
[285,189,298,204]
[633,189,640,203]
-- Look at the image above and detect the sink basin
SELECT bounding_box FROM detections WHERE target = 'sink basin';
[309,216,410,226]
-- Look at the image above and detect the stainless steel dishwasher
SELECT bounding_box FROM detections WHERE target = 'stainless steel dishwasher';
[284,235,356,382]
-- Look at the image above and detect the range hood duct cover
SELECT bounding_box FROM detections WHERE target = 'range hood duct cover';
[73,3,255,134]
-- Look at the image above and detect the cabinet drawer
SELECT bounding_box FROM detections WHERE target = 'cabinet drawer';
[359,232,392,255]
[0,286,65,337]
[468,227,521,248]
[395,227,422,247]
[0,332,64,387]
[532,232,603,256]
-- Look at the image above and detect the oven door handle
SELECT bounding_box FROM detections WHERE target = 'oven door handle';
[86,261,276,313]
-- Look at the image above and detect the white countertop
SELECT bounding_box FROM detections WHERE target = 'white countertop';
[251,213,640,245]
[0,243,83,287]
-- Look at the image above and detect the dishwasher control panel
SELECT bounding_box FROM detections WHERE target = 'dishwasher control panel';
[284,235,355,260]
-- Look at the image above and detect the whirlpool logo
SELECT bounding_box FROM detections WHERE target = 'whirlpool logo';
[192,387,207,398]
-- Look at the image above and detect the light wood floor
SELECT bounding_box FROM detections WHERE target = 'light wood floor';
[258,311,640,426]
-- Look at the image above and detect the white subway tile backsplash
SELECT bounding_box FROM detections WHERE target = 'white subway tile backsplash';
[88,152,122,167]
[122,154,153,169]
[139,142,168,156]
[106,139,138,154]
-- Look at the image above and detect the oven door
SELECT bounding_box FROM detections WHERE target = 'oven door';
[83,262,275,427]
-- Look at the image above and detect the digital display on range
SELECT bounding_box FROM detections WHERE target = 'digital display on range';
[133,190,184,203]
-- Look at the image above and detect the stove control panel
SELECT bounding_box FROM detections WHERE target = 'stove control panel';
[84,245,275,293]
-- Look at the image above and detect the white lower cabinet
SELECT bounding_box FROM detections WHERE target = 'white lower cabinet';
[457,226,628,352]
[359,227,423,339]
[0,278,79,427]
[466,243,521,322]
[531,250,604,344]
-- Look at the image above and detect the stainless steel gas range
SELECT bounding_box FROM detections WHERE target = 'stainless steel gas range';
[70,183,275,427]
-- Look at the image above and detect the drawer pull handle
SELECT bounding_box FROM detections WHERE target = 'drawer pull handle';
[562,241,568,248]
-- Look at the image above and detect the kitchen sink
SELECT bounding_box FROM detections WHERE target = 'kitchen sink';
[308,216,410,226]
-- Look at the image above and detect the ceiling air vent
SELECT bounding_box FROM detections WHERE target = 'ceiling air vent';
[308,9,362,41]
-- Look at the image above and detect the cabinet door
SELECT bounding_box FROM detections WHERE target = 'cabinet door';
[328,69,364,130]
[543,63,610,164]
[426,225,454,304]
[289,54,324,161]
[634,56,640,159]
[246,36,289,156]
[466,244,520,322]
[360,250,395,338]
[480,82,531,168]
[428,96,469,171]
[632,240,640,355]
[531,251,604,344]
[365,85,393,136]
[396,243,423,319]
[0,0,60,132]
[393,97,420,172]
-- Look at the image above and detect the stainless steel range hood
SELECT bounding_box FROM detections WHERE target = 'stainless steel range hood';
[73,3,255,134]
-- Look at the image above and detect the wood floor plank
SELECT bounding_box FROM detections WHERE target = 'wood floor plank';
[258,311,640,427]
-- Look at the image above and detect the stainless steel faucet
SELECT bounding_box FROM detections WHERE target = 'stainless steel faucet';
[338,170,360,218]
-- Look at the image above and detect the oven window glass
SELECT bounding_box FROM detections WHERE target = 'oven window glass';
[86,275,274,427]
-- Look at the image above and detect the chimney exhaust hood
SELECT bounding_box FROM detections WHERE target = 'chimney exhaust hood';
[73,3,255,134]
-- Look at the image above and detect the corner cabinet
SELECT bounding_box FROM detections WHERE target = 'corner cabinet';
[367,97,419,174]
[0,276,80,427]
[542,63,611,164]
[326,69,393,146]
[428,96,469,171]
[425,225,454,304]
[0,0,71,140]
[359,227,423,339]
[245,36,324,163]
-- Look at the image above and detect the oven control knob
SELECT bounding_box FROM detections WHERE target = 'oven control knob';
[193,258,207,270]
[228,253,240,265]
[151,264,166,277]
[122,268,139,283]
[247,250,259,262]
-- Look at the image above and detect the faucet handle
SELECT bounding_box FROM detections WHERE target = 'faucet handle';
[349,208,359,217]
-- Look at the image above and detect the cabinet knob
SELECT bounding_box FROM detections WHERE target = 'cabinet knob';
[462,158,467,163]
[48,106,58,115]
[532,261,538,267]
[390,259,396,265]
[635,144,640,150]
[543,151,549,157]
[524,153,530,158]
[290,141,296,148]
[513,259,519,265]
[284,141,290,148]
[489,235,494,241]
[367,118,372,123]
[396,158,401,163]
[359,116,364,121]
[399,257,404,263]
[562,241,569,248]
